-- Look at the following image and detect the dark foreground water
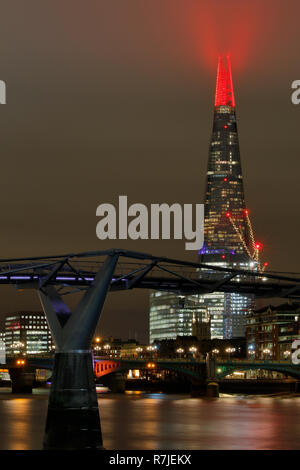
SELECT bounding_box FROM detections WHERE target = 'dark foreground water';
[1,388,300,450]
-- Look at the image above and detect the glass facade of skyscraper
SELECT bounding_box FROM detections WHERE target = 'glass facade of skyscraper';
[149,55,253,342]
[149,292,209,344]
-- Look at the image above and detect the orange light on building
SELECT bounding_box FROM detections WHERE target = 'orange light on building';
[16,359,25,366]
[147,362,156,369]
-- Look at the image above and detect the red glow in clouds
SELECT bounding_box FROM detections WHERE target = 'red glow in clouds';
[56,1,286,83]
[190,0,282,75]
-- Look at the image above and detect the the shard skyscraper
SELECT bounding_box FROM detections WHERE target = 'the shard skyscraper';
[149,55,253,343]
[198,54,253,338]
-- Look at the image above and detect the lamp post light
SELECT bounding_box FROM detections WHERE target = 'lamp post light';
[189,346,197,359]
[176,348,184,359]
[136,347,143,358]
[226,347,236,360]
[212,348,219,355]
[147,345,155,358]
[283,350,291,361]
[263,348,271,360]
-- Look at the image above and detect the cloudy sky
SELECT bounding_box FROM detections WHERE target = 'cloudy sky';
[0,1,299,341]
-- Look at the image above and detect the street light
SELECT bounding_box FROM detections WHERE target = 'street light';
[263,348,271,359]
[189,346,197,359]
[283,350,291,361]
[212,349,219,355]
[225,347,236,360]
[176,348,184,358]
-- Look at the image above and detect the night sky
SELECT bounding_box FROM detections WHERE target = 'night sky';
[0,1,299,342]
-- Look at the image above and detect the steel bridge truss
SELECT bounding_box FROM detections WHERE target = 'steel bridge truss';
[0,248,300,299]
[1,248,300,449]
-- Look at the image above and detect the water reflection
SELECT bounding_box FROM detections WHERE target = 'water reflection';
[0,393,47,449]
[1,389,300,449]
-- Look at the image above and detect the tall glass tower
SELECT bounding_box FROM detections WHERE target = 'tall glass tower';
[199,54,253,339]
[149,55,253,343]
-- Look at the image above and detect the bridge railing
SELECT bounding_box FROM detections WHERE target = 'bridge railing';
[94,356,295,366]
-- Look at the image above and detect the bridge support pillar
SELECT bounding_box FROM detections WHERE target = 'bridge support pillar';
[9,368,35,394]
[38,253,119,450]
[44,351,101,449]
[206,381,219,397]
[102,372,126,393]
[205,353,219,397]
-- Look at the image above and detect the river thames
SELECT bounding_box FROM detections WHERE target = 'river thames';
[1,389,300,450]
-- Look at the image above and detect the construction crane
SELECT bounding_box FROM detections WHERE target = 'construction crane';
[225,209,268,274]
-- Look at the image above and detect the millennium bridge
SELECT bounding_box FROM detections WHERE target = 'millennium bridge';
[1,248,300,449]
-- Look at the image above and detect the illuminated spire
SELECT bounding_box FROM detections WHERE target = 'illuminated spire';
[214,54,235,108]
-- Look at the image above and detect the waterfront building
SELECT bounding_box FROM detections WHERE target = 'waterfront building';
[92,336,142,358]
[149,54,254,342]
[149,293,209,343]
[246,302,300,360]
[4,311,54,356]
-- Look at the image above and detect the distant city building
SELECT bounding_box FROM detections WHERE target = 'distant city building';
[246,302,300,360]
[92,336,141,358]
[152,335,245,360]
[4,311,54,356]
[192,309,211,341]
[149,293,209,343]
[0,331,5,344]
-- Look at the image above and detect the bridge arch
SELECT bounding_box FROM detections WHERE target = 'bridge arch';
[216,363,300,380]
[94,359,206,381]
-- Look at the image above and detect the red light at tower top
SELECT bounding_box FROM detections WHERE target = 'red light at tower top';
[214,54,235,108]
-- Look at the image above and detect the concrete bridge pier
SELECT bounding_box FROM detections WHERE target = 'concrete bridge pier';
[38,253,119,450]
[190,354,219,397]
[9,367,35,393]
[205,353,219,397]
[102,372,126,393]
